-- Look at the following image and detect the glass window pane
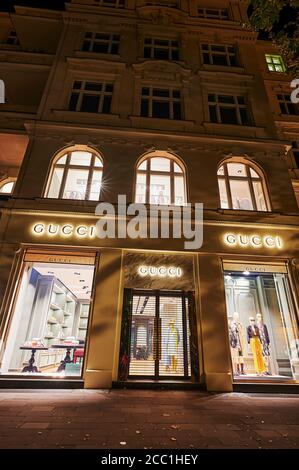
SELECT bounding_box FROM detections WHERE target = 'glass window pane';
[138,160,147,171]
[70,151,92,166]
[0,181,14,194]
[250,167,259,178]
[152,100,170,119]
[174,175,185,205]
[56,154,67,165]
[218,178,229,208]
[80,95,100,113]
[150,157,170,172]
[174,162,183,173]
[63,169,89,200]
[220,107,238,124]
[47,168,64,198]
[253,181,267,211]
[229,180,253,210]
[227,163,247,177]
[135,173,146,203]
[94,156,103,167]
[217,165,225,176]
[89,170,102,201]
[149,174,171,205]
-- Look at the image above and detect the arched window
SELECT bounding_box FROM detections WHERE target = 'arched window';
[0,178,16,195]
[135,152,186,205]
[45,148,103,201]
[217,159,270,211]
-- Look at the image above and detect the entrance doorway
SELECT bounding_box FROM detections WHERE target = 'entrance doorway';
[119,290,198,381]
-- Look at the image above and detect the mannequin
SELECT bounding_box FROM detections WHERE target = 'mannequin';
[247,317,266,376]
[229,312,246,375]
[256,313,271,375]
[165,320,180,372]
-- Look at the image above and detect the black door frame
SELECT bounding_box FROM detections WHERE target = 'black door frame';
[128,289,191,380]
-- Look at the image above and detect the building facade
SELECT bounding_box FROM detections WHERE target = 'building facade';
[0,0,298,392]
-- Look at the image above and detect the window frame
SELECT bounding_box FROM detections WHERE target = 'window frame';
[93,0,125,8]
[198,8,229,20]
[201,43,237,67]
[81,32,120,55]
[140,87,182,120]
[0,177,16,195]
[276,93,299,116]
[135,153,187,206]
[143,37,179,61]
[68,80,114,114]
[45,149,103,202]
[208,94,251,125]
[265,54,286,73]
[217,160,270,212]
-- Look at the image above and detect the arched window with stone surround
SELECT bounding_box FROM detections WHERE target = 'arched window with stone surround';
[135,150,187,205]
[45,146,103,201]
[217,158,270,211]
[0,177,16,195]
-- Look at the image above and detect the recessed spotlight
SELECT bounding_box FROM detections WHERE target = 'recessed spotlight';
[74,272,81,276]
[243,270,250,276]
[47,271,54,274]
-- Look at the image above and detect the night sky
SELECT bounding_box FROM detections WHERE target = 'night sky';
[0,0,70,12]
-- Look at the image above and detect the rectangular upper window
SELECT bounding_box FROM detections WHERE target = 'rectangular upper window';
[201,44,237,66]
[208,94,251,125]
[68,81,113,114]
[81,32,120,54]
[277,94,299,115]
[140,87,182,120]
[265,54,286,72]
[145,1,178,7]
[93,0,125,7]
[198,8,229,20]
[4,30,19,45]
[144,38,179,60]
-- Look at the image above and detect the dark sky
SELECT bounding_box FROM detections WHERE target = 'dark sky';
[0,0,70,12]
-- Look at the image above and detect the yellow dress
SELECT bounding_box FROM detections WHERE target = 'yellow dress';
[250,337,266,374]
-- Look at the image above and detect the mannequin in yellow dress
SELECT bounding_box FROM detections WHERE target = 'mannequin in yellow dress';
[247,317,266,376]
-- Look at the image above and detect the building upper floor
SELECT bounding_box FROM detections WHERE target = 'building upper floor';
[0,0,297,142]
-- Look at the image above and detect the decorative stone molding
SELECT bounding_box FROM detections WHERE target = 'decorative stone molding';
[133,60,191,82]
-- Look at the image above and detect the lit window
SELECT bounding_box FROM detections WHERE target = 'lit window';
[140,87,182,119]
[144,38,179,60]
[0,178,16,194]
[45,148,103,201]
[198,8,229,20]
[201,44,237,66]
[277,94,299,115]
[81,32,120,54]
[68,81,113,114]
[265,54,285,72]
[208,94,251,125]
[135,153,186,205]
[217,160,270,211]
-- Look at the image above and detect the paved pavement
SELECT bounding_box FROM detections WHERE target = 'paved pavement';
[0,389,298,449]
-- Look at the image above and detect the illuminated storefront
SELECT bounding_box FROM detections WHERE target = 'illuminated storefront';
[0,212,298,392]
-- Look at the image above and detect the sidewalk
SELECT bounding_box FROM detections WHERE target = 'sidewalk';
[0,389,298,449]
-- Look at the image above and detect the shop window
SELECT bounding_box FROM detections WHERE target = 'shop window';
[68,81,113,114]
[140,87,182,119]
[201,44,237,66]
[217,160,270,211]
[143,38,179,60]
[45,148,103,201]
[277,94,299,115]
[135,152,186,205]
[265,54,285,72]
[0,255,95,378]
[0,178,16,195]
[198,8,229,20]
[224,265,299,382]
[81,32,120,54]
[208,94,251,125]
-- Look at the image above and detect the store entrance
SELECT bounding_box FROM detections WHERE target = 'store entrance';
[119,290,197,381]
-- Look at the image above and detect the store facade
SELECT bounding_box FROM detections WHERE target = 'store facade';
[0,210,299,392]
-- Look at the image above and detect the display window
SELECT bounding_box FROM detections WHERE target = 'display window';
[223,263,299,382]
[0,252,95,378]
[118,289,199,381]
